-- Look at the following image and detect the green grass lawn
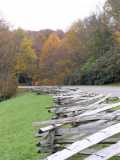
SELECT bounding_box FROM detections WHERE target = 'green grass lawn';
[0,93,53,160]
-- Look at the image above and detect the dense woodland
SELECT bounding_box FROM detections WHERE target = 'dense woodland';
[0,0,120,98]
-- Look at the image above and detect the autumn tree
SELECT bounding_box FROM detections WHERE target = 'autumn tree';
[14,29,37,84]
[0,20,17,99]
[40,33,61,61]
[39,33,61,84]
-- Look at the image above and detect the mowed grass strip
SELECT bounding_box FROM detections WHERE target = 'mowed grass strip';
[0,93,53,160]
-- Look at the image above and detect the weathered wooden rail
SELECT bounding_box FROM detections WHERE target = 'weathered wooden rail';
[32,86,120,160]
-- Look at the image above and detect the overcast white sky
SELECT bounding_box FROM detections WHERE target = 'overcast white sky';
[0,0,106,31]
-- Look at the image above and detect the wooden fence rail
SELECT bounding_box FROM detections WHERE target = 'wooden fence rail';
[32,86,120,160]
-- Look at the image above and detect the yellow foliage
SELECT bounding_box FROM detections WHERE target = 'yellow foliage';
[41,33,61,62]
[21,37,36,60]
[15,37,36,74]
[114,31,120,45]
[15,55,26,73]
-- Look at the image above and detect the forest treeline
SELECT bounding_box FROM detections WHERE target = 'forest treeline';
[0,0,120,98]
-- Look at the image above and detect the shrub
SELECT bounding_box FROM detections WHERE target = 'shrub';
[0,77,17,100]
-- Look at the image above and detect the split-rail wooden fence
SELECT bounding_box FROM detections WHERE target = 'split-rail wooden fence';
[32,86,120,160]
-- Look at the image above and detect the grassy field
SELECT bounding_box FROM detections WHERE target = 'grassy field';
[0,93,53,160]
